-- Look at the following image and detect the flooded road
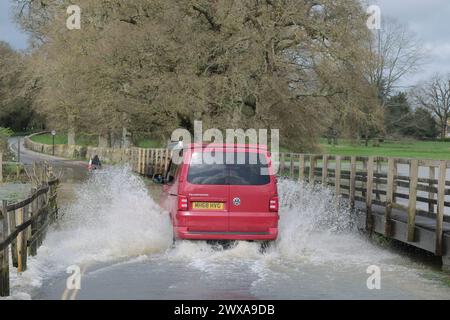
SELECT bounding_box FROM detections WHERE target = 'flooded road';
[5,167,450,300]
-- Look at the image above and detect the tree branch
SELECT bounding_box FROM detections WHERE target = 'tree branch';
[192,5,221,31]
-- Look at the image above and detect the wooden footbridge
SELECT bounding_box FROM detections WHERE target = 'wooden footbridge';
[132,148,450,271]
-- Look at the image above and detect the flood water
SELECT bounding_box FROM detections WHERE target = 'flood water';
[0,183,31,203]
[4,166,450,300]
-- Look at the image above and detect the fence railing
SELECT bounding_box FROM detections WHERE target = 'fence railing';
[130,148,450,256]
[277,153,450,255]
[0,178,59,296]
[131,147,170,177]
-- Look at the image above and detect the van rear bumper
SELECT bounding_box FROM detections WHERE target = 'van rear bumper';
[174,227,278,240]
[173,211,278,240]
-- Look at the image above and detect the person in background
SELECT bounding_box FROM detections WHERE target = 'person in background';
[88,155,102,171]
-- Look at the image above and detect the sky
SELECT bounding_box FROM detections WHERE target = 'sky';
[371,0,450,88]
[0,0,449,88]
[0,0,28,50]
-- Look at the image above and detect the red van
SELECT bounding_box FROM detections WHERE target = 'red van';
[157,143,279,241]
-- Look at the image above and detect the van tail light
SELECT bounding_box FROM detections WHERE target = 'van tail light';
[178,195,188,211]
[269,196,278,212]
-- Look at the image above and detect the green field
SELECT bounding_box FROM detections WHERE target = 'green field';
[30,133,98,147]
[320,139,450,160]
[30,133,164,149]
[135,138,164,148]
[30,134,450,160]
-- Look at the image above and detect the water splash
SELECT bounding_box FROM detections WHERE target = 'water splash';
[7,167,439,299]
[53,166,172,263]
[168,178,396,267]
[8,166,172,296]
[272,179,396,266]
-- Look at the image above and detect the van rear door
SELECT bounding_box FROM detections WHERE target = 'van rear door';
[184,150,229,232]
[227,151,276,232]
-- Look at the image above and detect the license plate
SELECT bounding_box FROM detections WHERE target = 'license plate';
[192,202,224,210]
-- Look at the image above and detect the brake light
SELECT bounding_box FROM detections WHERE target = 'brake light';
[178,195,188,211]
[269,196,278,212]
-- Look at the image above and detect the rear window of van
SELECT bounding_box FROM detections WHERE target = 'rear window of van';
[187,151,270,185]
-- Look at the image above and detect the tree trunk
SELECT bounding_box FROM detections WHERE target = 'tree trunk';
[438,118,448,140]
[444,120,448,139]
[98,134,110,148]
[110,132,122,149]
[122,127,131,148]
[68,127,76,146]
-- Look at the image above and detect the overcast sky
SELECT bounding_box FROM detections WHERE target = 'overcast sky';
[371,0,450,88]
[1,0,449,88]
[0,1,28,50]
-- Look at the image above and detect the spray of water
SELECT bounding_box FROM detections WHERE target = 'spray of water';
[8,166,172,297]
[7,166,416,299]
[167,178,397,268]
[273,178,397,266]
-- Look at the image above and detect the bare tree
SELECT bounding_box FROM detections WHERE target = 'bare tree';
[367,19,425,104]
[413,74,450,139]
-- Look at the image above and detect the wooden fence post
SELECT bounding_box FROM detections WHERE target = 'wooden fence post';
[392,160,398,203]
[39,191,49,246]
[429,166,436,214]
[136,148,141,174]
[289,153,294,179]
[436,160,446,256]
[0,200,9,296]
[29,189,38,256]
[164,148,170,174]
[407,159,419,242]
[156,149,161,174]
[135,148,139,173]
[0,153,2,183]
[375,159,381,200]
[21,205,29,272]
[365,156,374,231]
[349,156,356,209]
[298,154,305,182]
[146,149,150,174]
[51,183,59,221]
[309,155,316,184]
[322,155,328,185]
[280,153,285,177]
[335,156,341,195]
[16,207,28,272]
[384,158,395,237]
[8,210,18,268]
[150,149,155,174]
[141,148,144,174]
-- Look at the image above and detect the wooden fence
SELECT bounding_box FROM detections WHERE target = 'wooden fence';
[0,178,59,296]
[131,147,170,177]
[277,153,450,256]
[131,148,450,260]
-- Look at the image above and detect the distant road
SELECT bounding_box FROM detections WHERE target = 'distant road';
[8,136,69,165]
[8,137,89,182]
